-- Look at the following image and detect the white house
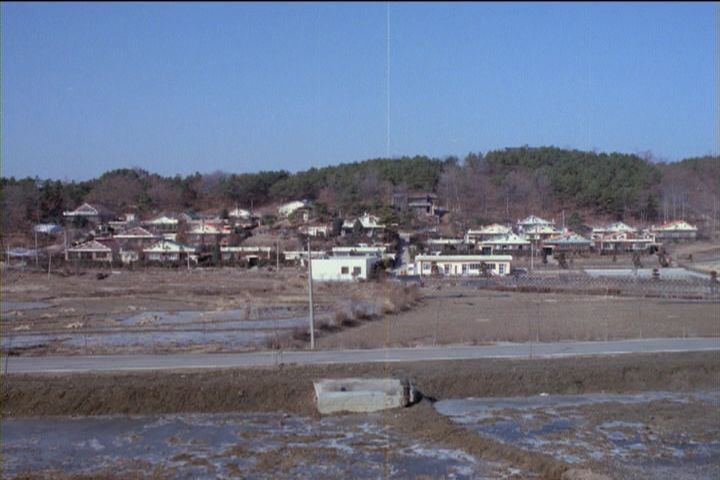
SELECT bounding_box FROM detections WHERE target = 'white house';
[516,215,554,233]
[228,207,252,219]
[278,200,308,218]
[523,224,562,242]
[300,224,331,237]
[651,220,698,241]
[342,213,386,237]
[465,224,511,243]
[592,221,637,237]
[593,231,655,253]
[143,215,179,235]
[310,256,380,282]
[143,239,198,262]
[415,254,513,277]
[542,232,592,253]
[63,202,114,226]
[65,239,118,262]
[479,233,531,253]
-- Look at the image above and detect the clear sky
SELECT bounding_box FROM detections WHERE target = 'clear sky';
[2,2,717,182]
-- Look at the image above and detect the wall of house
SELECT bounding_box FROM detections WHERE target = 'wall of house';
[311,256,377,282]
[415,255,512,277]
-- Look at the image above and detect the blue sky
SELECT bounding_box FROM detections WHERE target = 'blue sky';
[2,2,716,182]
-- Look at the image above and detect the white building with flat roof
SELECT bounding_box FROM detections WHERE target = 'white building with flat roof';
[415,254,513,277]
[310,256,380,282]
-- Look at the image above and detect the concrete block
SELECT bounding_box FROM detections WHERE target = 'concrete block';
[313,378,408,414]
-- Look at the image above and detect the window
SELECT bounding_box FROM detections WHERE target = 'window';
[352,266,362,276]
[443,264,450,275]
[498,264,506,275]
[341,266,349,274]
[469,263,481,270]
[462,264,468,275]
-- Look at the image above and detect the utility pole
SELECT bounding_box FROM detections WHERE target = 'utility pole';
[307,237,315,349]
[530,239,534,273]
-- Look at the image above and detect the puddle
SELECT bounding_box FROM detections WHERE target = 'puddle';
[3,413,537,479]
[435,391,720,479]
[3,302,382,351]
[2,302,53,312]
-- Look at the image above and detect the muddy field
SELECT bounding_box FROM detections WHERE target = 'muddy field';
[2,246,719,480]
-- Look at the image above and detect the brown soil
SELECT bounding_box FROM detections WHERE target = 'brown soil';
[2,252,719,480]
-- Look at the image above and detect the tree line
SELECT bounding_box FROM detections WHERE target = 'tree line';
[2,147,718,242]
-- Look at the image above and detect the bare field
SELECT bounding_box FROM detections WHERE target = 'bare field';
[2,258,718,356]
[2,247,719,480]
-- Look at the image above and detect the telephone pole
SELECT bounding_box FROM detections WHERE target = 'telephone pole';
[307,237,315,349]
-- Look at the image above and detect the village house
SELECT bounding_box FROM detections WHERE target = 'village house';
[478,233,531,254]
[185,222,226,248]
[593,230,656,254]
[143,239,198,263]
[341,213,387,238]
[426,237,466,254]
[414,254,513,277]
[523,224,563,242]
[541,232,593,255]
[65,238,119,263]
[516,215,555,234]
[108,213,139,232]
[300,223,331,238]
[651,220,698,242]
[63,202,115,228]
[465,223,511,244]
[228,207,253,219]
[227,207,259,229]
[391,192,439,216]
[591,221,637,239]
[112,226,160,252]
[277,200,309,218]
[142,215,180,237]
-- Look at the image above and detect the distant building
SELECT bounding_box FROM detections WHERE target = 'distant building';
[278,200,309,218]
[415,254,513,277]
[465,224,511,244]
[341,213,386,238]
[651,220,697,241]
[113,226,160,251]
[63,203,114,227]
[143,239,198,262]
[143,215,180,235]
[65,238,119,263]
[591,221,637,237]
[516,215,555,234]
[478,233,531,254]
[593,231,655,253]
[542,232,592,254]
[310,256,380,282]
[391,192,438,216]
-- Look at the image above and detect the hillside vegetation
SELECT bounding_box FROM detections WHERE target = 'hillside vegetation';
[3,147,718,243]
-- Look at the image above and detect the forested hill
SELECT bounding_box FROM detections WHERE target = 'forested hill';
[2,147,718,236]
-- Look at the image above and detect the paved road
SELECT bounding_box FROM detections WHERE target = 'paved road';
[5,337,719,374]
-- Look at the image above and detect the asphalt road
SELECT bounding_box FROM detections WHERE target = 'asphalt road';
[4,337,719,374]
